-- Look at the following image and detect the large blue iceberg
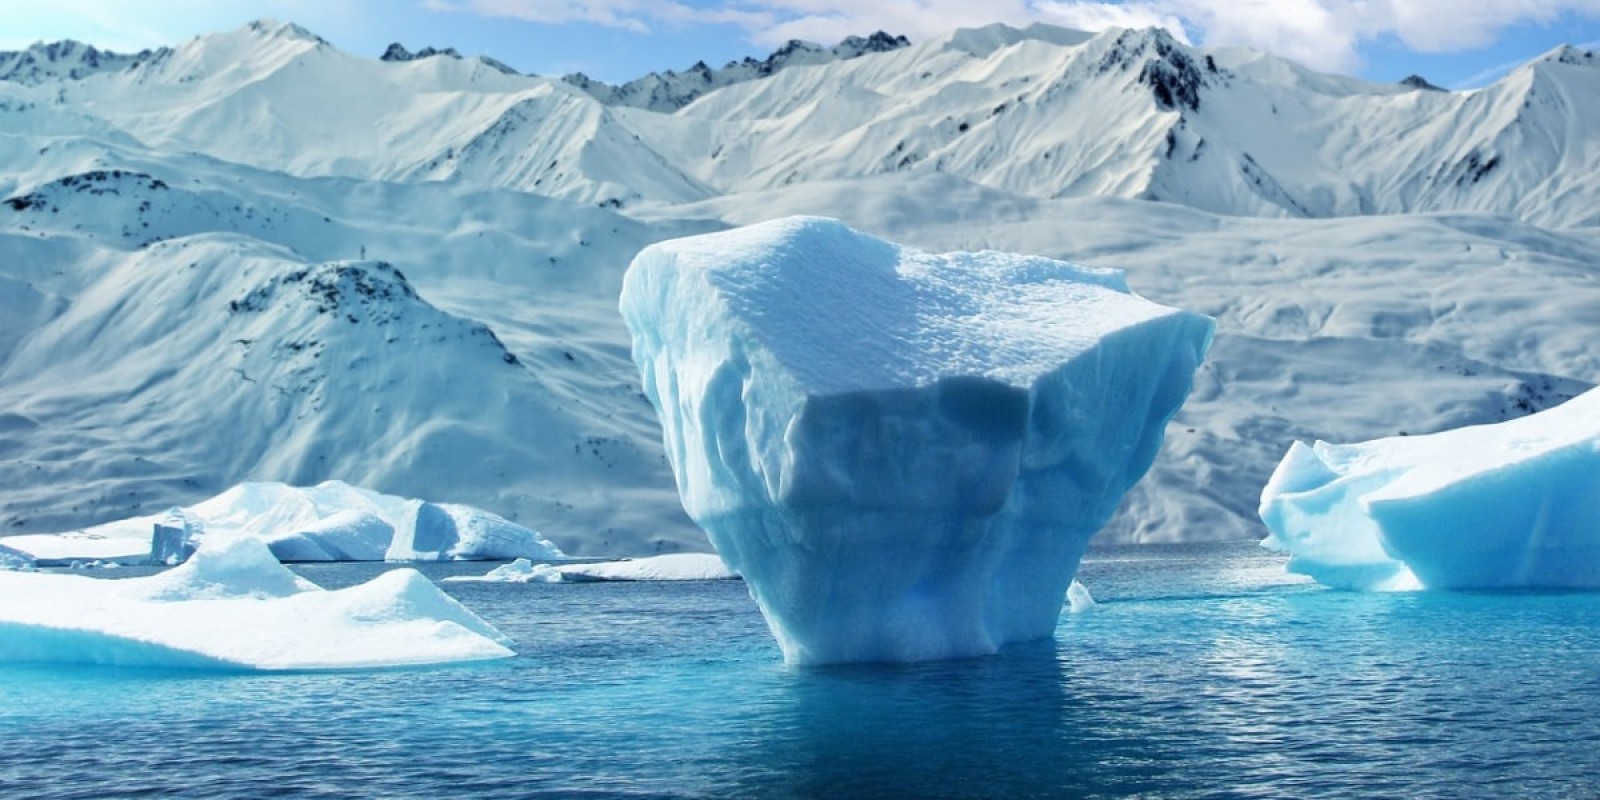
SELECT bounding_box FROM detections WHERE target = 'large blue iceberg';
[1260,386,1600,590]
[620,217,1213,663]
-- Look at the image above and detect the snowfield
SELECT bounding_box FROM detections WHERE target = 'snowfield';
[0,19,1596,558]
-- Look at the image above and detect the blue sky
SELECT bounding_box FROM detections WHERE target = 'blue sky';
[3,1,1598,87]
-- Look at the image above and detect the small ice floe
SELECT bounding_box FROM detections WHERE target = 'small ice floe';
[446,552,738,583]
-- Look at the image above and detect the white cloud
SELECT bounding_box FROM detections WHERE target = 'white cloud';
[434,0,1600,74]
[1035,1,1190,42]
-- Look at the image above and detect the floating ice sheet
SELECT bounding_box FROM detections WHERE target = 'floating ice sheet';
[0,537,514,670]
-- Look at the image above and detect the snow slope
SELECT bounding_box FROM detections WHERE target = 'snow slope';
[0,20,1597,556]
[0,139,714,555]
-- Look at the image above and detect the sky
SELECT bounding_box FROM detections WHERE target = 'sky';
[2,0,1598,88]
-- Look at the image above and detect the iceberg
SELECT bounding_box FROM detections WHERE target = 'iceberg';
[445,553,738,584]
[1260,386,1600,590]
[0,537,514,670]
[149,508,201,565]
[620,217,1213,663]
[0,481,565,565]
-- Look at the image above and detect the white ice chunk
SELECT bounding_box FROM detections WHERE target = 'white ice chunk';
[385,501,556,562]
[445,557,565,584]
[1260,386,1600,590]
[267,509,394,562]
[1066,580,1097,613]
[444,553,737,583]
[0,537,514,670]
[149,508,202,566]
[620,217,1212,663]
[555,553,737,582]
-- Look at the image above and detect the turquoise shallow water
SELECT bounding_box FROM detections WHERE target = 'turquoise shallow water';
[3,541,1599,798]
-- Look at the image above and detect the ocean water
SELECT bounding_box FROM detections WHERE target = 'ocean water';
[3,541,1599,799]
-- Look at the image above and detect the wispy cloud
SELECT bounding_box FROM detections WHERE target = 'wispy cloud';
[430,0,1600,75]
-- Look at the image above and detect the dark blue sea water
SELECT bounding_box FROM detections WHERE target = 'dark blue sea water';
[3,541,1599,799]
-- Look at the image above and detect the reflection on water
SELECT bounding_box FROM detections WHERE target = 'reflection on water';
[3,542,1600,798]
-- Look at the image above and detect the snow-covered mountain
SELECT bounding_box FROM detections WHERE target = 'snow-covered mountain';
[0,40,168,84]
[1,19,1597,554]
[563,31,910,112]
[379,42,519,76]
[8,21,1595,222]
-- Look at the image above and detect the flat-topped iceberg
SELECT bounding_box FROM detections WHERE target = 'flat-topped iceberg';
[1260,386,1600,590]
[0,480,564,566]
[0,537,514,670]
[620,217,1213,664]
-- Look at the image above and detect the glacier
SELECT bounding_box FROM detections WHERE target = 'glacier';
[0,537,514,670]
[1,481,565,567]
[621,216,1213,663]
[1260,386,1600,591]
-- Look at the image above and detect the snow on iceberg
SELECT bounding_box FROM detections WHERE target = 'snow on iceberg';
[620,216,1213,664]
[0,481,565,566]
[1260,386,1600,591]
[445,553,738,584]
[0,537,514,670]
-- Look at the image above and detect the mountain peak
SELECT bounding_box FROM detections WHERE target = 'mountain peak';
[1399,74,1445,91]
[1093,26,1218,112]
[244,19,327,45]
[379,42,519,75]
[381,43,463,63]
[1535,43,1597,67]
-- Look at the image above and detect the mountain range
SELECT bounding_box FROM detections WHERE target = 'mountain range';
[1,19,1596,555]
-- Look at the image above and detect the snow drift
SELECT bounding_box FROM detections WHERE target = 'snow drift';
[1260,387,1600,590]
[0,537,514,670]
[621,217,1213,663]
